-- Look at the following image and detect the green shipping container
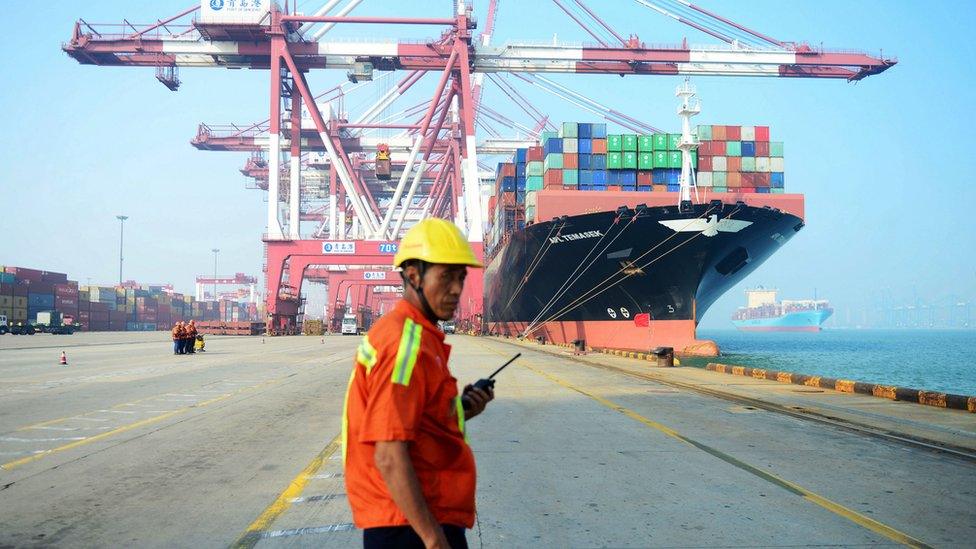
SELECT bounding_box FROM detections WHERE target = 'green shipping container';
[526,176,544,191]
[638,152,654,170]
[652,151,669,168]
[543,154,563,171]
[691,150,698,168]
[713,186,728,193]
[561,122,578,138]
[668,134,681,150]
[712,172,727,186]
[622,134,638,151]
[607,152,623,169]
[697,125,712,140]
[637,135,655,152]
[622,152,638,169]
[668,151,682,168]
[740,157,756,172]
[769,141,784,157]
[526,161,544,176]
[771,188,785,194]
[540,131,558,144]
[563,169,579,185]
[607,135,622,152]
[652,133,668,150]
[726,141,742,157]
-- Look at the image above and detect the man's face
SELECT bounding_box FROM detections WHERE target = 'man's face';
[407,263,467,320]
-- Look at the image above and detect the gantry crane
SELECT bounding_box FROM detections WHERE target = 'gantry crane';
[63,0,893,334]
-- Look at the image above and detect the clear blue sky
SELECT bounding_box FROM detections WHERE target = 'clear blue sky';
[1,1,974,328]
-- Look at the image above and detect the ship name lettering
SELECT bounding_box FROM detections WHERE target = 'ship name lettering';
[549,230,603,244]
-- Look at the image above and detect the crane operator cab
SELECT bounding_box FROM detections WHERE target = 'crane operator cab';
[375,143,392,180]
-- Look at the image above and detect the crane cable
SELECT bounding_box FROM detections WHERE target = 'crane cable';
[522,204,726,336]
[519,213,636,333]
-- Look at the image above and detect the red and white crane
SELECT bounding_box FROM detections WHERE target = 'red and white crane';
[63,0,894,334]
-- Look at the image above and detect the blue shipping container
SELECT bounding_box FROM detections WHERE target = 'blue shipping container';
[591,154,607,170]
[515,148,528,163]
[592,123,607,138]
[592,170,607,185]
[516,176,526,190]
[756,187,771,193]
[621,185,637,191]
[543,139,563,155]
[579,170,594,184]
[741,141,756,157]
[591,184,607,191]
[578,138,592,154]
[637,185,653,192]
[579,154,591,170]
[620,171,637,185]
[501,176,517,192]
[28,293,55,307]
[667,184,681,192]
[771,172,785,188]
[516,164,526,178]
[578,123,592,138]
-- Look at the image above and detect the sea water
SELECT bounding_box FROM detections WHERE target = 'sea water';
[694,329,976,395]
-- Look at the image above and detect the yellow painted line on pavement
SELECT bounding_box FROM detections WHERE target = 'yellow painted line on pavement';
[474,340,932,549]
[1,379,280,471]
[230,434,342,549]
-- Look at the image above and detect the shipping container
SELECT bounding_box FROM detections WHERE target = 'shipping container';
[563,138,578,153]
[712,172,728,186]
[637,135,654,152]
[607,135,622,152]
[726,141,742,157]
[770,157,785,172]
[712,125,727,140]
[561,122,578,138]
[769,141,784,157]
[622,152,638,169]
[740,126,755,141]
[652,133,668,150]
[638,152,654,170]
[696,125,712,140]
[725,125,741,140]
[741,157,756,172]
[756,157,770,172]
[668,134,681,151]
[622,134,638,151]
[712,156,728,171]
[668,151,682,169]
[563,153,578,169]
[578,138,592,154]
[698,172,713,187]
[741,141,756,157]
[755,126,770,141]
[591,139,607,154]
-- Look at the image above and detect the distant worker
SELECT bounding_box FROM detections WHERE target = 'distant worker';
[171,322,185,355]
[343,218,492,549]
[185,320,198,355]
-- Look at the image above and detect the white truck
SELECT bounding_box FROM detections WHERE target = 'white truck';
[341,314,358,335]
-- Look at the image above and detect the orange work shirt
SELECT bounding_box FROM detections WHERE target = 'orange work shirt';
[343,299,475,529]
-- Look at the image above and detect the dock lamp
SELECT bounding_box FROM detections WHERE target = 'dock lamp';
[116,215,128,285]
[212,248,219,301]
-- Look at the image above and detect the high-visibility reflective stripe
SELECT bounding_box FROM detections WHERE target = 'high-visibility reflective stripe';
[391,319,422,386]
[341,367,357,465]
[356,336,378,374]
[454,396,468,443]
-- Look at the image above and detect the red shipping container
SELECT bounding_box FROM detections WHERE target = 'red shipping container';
[591,139,607,154]
[727,157,742,172]
[740,187,757,193]
[488,195,497,212]
[526,146,544,162]
[26,281,54,294]
[725,125,741,140]
[727,172,742,187]
[712,126,727,140]
[756,172,771,186]
[543,169,563,187]
[563,153,578,169]
[754,126,770,141]
[754,141,769,156]
[698,156,712,171]
[499,163,516,177]
[41,272,68,283]
[637,171,653,185]
[55,283,79,297]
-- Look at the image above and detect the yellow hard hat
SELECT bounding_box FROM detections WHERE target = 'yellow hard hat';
[394,218,483,268]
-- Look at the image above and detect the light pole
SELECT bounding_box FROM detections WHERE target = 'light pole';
[116,215,128,285]
[211,248,219,301]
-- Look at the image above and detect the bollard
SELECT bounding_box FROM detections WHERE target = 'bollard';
[651,346,674,367]
[573,339,586,355]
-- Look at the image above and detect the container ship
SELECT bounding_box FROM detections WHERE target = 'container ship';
[482,83,804,356]
[732,287,832,332]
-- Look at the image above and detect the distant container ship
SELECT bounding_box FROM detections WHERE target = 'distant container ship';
[732,287,832,332]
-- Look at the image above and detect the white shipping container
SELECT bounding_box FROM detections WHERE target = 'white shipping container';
[770,157,785,172]
[697,171,713,187]
[756,157,770,172]
[200,0,273,24]
[740,126,756,141]
[712,156,728,171]
[562,138,578,153]
[526,191,538,208]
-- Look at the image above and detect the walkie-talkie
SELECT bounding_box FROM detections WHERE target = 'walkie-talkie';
[462,353,520,410]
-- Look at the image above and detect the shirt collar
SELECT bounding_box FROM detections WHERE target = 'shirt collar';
[395,299,445,342]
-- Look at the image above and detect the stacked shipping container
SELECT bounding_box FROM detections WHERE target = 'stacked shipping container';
[695,125,784,194]
[486,122,788,253]
[1,266,262,332]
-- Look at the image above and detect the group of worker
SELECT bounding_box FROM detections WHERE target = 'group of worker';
[170,320,199,355]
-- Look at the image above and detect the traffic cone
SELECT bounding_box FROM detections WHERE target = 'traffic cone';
[59,351,68,366]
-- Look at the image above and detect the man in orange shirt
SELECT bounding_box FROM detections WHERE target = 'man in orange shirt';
[343,219,493,549]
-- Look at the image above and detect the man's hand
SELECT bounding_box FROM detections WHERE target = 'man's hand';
[373,441,450,548]
[462,385,494,420]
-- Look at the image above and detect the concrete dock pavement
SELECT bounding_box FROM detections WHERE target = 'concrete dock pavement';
[1,333,973,547]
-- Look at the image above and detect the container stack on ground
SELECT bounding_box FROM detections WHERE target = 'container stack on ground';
[0,265,263,332]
